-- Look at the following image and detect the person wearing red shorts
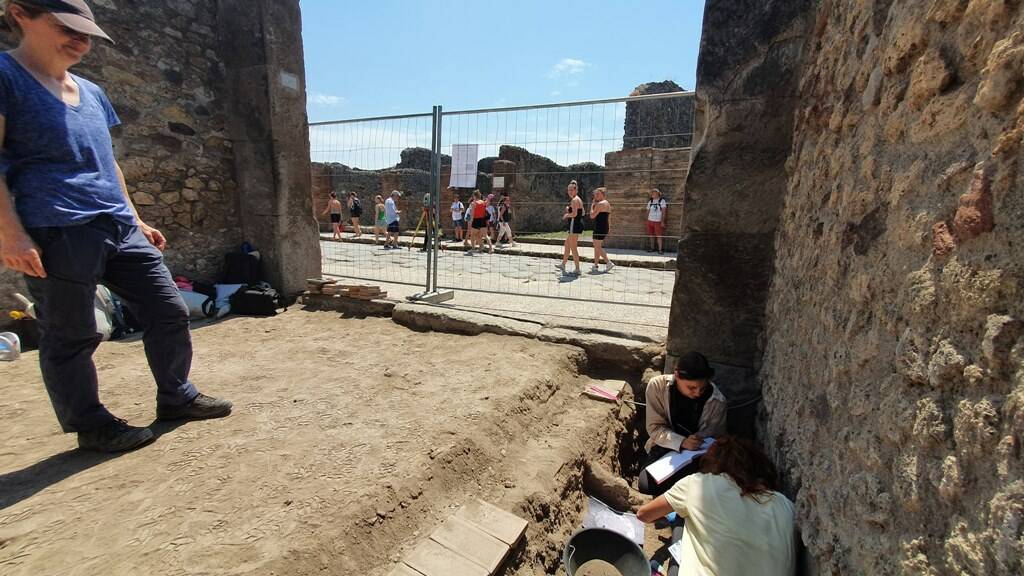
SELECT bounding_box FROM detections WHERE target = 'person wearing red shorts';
[644,188,668,254]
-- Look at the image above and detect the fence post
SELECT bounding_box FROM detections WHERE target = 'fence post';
[425,105,439,293]
[432,105,443,293]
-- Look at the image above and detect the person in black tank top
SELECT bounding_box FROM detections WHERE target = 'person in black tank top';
[558,180,584,275]
[589,188,615,272]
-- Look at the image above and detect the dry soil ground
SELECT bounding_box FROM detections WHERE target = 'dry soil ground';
[0,309,643,575]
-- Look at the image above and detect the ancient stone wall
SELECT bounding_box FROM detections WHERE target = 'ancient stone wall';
[675,1,1024,574]
[0,0,244,312]
[761,2,1024,574]
[624,80,695,149]
[602,147,689,250]
[495,146,604,234]
[312,145,606,237]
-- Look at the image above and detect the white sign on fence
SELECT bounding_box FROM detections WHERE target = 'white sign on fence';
[450,144,479,188]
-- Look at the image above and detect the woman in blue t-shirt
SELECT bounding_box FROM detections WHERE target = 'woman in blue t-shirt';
[0,0,231,453]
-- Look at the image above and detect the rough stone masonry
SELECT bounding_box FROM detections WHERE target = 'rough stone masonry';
[672,1,1024,574]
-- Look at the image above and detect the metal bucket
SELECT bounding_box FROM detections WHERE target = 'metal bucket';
[562,528,649,576]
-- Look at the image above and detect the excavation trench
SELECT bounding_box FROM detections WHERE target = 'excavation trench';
[0,310,658,576]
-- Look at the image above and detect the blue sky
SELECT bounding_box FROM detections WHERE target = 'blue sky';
[301,0,707,122]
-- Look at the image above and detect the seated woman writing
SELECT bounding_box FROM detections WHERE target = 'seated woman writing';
[637,436,797,576]
[639,351,727,495]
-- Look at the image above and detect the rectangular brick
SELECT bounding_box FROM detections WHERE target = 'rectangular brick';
[389,564,426,576]
[405,538,489,576]
[454,499,528,547]
[431,516,510,573]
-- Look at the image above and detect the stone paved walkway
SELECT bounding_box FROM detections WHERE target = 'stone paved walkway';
[319,237,674,342]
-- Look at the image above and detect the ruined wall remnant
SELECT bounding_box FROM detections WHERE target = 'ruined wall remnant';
[603,147,689,250]
[311,145,605,236]
[624,80,695,149]
[496,145,604,234]
[0,0,244,311]
[674,1,1024,574]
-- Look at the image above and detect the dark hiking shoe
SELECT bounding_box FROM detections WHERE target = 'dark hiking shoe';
[157,393,233,421]
[78,419,154,453]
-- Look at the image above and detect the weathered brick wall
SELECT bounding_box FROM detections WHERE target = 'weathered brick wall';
[602,147,689,250]
[0,0,243,313]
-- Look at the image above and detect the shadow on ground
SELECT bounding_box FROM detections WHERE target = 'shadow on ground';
[0,418,190,511]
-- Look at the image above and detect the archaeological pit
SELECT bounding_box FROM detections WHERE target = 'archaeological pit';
[2,1,1023,575]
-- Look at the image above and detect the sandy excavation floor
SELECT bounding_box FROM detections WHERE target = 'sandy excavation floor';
[0,310,636,575]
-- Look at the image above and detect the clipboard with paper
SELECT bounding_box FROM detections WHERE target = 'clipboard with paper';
[645,437,715,484]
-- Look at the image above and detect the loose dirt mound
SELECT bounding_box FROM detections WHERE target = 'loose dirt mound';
[0,310,637,575]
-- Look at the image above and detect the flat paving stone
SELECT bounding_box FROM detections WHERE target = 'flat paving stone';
[389,564,426,576]
[405,538,489,576]
[454,499,529,547]
[320,238,673,338]
[430,516,510,573]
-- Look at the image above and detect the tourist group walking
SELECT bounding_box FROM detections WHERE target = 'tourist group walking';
[322,182,670,274]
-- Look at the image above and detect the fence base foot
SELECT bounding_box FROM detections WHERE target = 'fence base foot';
[407,290,455,304]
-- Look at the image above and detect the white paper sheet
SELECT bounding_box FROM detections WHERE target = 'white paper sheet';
[581,496,645,546]
[645,438,715,484]
[450,144,479,188]
[668,539,684,565]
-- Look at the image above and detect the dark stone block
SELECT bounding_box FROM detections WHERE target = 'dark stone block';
[162,68,184,85]
[697,0,812,88]
[152,133,184,152]
[841,205,888,256]
[669,231,776,368]
[168,122,197,136]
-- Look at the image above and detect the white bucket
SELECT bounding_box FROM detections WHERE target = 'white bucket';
[0,332,21,361]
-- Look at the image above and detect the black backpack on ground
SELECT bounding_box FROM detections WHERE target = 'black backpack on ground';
[222,249,262,285]
[192,280,217,299]
[229,282,286,316]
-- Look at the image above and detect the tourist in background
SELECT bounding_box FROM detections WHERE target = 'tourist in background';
[468,190,493,254]
[637,436,796,576]
[589,187,614,272]
[496,193,515,247]
[0,0,231,452]
[347,191,362,239]
[557,180,584,275]
[322,191,343,240]
[644,188,668,254]
[384,190,402,249]
[450,188,465,244]
[373,194,386,244]
[485,193,498,243]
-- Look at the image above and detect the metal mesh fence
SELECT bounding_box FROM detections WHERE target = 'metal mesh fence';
[308,92,693,311]
[310,113,435,288]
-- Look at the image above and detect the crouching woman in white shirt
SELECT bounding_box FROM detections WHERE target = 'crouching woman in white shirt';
[637,436,797,576]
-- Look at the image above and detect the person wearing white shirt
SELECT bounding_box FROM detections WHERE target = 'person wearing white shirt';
[644,188,668,254]
[383,190,402,249]
[450,188,465,243]
[637,436,797,576]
